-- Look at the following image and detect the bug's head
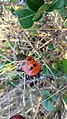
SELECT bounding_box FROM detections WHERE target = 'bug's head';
[16,53,26,61]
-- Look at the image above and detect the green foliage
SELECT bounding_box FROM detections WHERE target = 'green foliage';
[0,49,3,54]
[7,74,20,87]
[4,5,11,10]
[5,6,15,15]
[14,8,35,28]
[40,90,56,111]
[7,80,16,87]
[60,59,67,74]
[3,42,11,48]
[26,0,44,12]
[64,74,67,80]
[7,0,67,28]
[41,65,50,75]
[64,0,67,6]
[48,0,64,12]
[52,62,59,70]
[33,0,65,23]
[10,7,15,14]
[56,0,67,20]
[58,7,67,20]
[33,3,49,21]
[47,43,55,50]
[64,20,67,27]
[9,0,21,4]
[63,94,67,103]
[51,67,61,77]
[9,0,15,3]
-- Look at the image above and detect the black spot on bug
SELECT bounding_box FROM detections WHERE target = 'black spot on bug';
[33,64,37,67]
[27,58,32,61]
[29,66,33,70]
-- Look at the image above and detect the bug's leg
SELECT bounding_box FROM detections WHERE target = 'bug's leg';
[26,75,30,80]
[35,72,44,89]
[35,73,40,79]
[16,64,22,72]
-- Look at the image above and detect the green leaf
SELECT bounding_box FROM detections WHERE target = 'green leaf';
[40,90,56,101]
[40,90,50,97]
[63,94,67,103]
[47,43,55,50]
[64,20,67,27]
[41,65,50,75]
[7,80,16,88]
[5,6,15,14]
[51,67,61,76]
[10,7,15,14]
[40,90,56,111]
[63,74,67,80]
[9,0,15,3]
[3,42,11,48]
[26,0,44,12]
[59,7,67,20]
[32,24,41,29]
[8,73,21,80]
[52,62,59,70]
[0,56,2,59]
[9,0,20,4]
[14,8,35,28]
[64,0,67,6]
[5,6,11,10]
[51,95,56,101]
[60,59,67,73]
[48,0,64,12]
[0,49,3,54]
[5,61,10,65]
[42,100,55,111]
[33,3,49,21]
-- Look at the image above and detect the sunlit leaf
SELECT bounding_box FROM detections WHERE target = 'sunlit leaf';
[62,94,67,104]
[60,59,67,73]
[14,8,35,28]
[33,3,49,21]
[52,62,59,70]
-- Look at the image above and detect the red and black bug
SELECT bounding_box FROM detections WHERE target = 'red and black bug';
[16,53,41,76]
